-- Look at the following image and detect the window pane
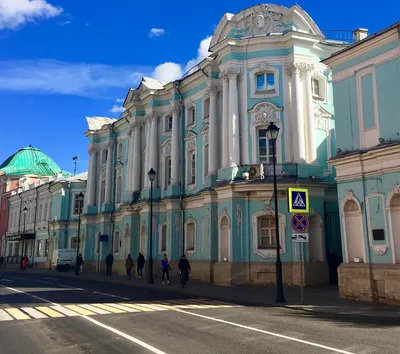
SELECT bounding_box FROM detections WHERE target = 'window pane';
[258,129,267,137]
[259,138,267,148]
[256,74,265,90]
[266,73,275,89]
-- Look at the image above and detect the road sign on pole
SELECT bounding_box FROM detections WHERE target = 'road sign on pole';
[288,188,309,213]
[291,214,309,233]
[292,233,309,242]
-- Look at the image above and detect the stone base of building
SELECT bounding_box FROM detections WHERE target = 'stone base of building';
[32,262,47,269]
[338,263,400,304]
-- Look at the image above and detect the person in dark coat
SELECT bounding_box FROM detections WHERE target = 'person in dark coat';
[178,254,191,288]
[77,253,84,273]
[137,252,145,279]
[125,254,134,279]
[105,253,114,276]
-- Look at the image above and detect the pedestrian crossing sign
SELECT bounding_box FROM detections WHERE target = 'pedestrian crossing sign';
[288,188,309,213]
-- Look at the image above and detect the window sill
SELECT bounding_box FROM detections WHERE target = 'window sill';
[312,94,325,101]
[186,183,196,191]
[163,130,172,136]
[186,123,196,130]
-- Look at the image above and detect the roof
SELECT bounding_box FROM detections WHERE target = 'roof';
[55,171,88,183]
[323,21,400,63]
[86,117,117,131]
[0,145,65,177]
[141,77,166,90]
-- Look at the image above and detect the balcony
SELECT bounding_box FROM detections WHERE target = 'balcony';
[237,163,298,181]
[321,30,354,43]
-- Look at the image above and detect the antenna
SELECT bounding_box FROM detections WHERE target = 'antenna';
[72,156,79,176]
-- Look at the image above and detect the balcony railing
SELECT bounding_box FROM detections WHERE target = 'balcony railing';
[321,30,354,43]
[237,163,298,180]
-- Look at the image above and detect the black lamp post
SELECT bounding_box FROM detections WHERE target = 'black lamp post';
[266,122,286,304]
[75,192,84,275]
[147,168,156,284]
[20,207,28,270]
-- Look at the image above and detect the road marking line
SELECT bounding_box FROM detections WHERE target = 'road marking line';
[119,303,155,312]
[93,291,129,300]
[36,306,64,318]
[21,307,48,319]
[50,306,79,317]
[91,303,125,313]
[65,305,95,316]
[44,278,59,281]
[78,304,110,315]
[82,315,167,354]
[148,303,175,310]
[59,284,83,290]
[34,280,53,285]
[105,303,140,312]
[5,308,31,320]
[137,303,168,311]
[173,308,355,354]
[0,279,14,282]
[0,309,13,321]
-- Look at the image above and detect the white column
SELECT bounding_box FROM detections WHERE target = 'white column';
[209,87,219,175]
[132,123,142,191]
[228,69,240,167]
[126,126,134,192]
[144,119,151,188]
[87,146,97,206]
[305,71,317,163]
[238,72,249,165]
[171,108,180,185]
[283,65,293,163]
[221,75,229,168]
[291,63,306,162]
[104,141,114,204]
[149,117,158,176]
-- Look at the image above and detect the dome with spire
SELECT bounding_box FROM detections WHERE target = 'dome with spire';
[0,145,66,177]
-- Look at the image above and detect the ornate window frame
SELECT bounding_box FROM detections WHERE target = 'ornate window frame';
[184,131,197,190]
[185,100,196,130]
[249,62,279,99]
[158,222,167,255]
[249,101,283,164]
[184,215,196,257]
[200,124,209,184]
[218,209,231,262]
[163,114,173,136]
[314,106,333,174]
[115,164,122,205]
[202,96,210,123]
[160,138,172,190]
[311,74,328,103]
[252,204,286,258]
[386,183,400,264]
[113,229,120,255]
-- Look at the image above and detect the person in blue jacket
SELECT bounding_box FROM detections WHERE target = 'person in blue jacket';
[161,253,170,284]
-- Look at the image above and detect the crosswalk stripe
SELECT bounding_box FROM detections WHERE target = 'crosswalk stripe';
[36,306,64,318]
[21,307,48,319]
[119,303,156,312]
[50,306,80,317]
[91,303,125,313]
[105,303,140,312]
[136,303,168,311]
[65,305,96,316]
[78,304,110,315]
[148,303,176,310]
[0,309,13,321]
[5,308,31,320]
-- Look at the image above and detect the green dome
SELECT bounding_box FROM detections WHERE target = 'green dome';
[0,145,65,177]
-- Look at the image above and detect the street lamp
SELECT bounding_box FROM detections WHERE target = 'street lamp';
[147,168,156,284]
[266,122,286,304]
[75,192,84,275]
[20,207,28,270]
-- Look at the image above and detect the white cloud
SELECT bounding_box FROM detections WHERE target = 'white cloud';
[0,59,150,97]
[0,0,63,30]
[115,98,124,103]
[109,105,125,114]
[148,28,165,38]
[152,36,212,83]
[57,20,71,26]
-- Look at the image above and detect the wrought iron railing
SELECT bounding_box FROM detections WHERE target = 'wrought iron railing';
[238,163,298,179]
[321,30,354,43]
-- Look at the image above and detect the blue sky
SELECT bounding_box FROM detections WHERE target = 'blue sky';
[0,0,398,174]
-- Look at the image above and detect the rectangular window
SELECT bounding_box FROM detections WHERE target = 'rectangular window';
[71,237,78,249]
[116,176,122,203]
[188,108,196,125]
[186,223,195,251]
[43,203,48,221]
[167,158,172,187]
[204,144,209,177]
[165,115,173,132]
[258,216,276,248]
[311,78,320,97]
[258,129,275,164]
[256,73,275,91]
[114,231,120,253]
[204,98,210,120]
[100,181,106,205]
[161,225,167,252]
[44,239,49,257]
[73,194,84,214]
[190,153,196,184]
[117,143,123,160]
[36,240,42,257]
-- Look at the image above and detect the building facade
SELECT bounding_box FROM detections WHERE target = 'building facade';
[325,22,400,303]
[82,4,348,284]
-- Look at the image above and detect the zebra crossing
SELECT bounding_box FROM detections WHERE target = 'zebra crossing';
[0,299,242,322]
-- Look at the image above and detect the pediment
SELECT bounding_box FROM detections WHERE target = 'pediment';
[314,106,333,119]
[184,131,197,141]
[200,124,209,135]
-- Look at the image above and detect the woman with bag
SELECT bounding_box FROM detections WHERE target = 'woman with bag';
[161,253,170,284]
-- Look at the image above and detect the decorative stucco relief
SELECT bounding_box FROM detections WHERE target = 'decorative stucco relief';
[250,102,282,125]
[240,5,284,36]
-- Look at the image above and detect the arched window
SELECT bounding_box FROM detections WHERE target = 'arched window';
[71,236,78,249]
[184,217,196,256]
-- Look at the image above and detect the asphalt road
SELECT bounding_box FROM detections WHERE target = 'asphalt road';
[0,270,399,354]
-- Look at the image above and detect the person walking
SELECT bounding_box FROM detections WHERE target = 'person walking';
[125,254,134,279]
[22,256,28,271]
[161,253,170,285]
[105,253,114,276]
[137,252,145,279]
[178,254,191,288]
[77,253,84,273]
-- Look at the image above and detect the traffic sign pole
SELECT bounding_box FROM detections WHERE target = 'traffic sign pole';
[299,243,305,304]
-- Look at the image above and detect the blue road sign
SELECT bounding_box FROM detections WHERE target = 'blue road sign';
[291,214,309,233]
[288,187,309,213]
[99,234,108,242]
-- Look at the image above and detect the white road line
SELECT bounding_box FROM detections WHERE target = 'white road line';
[79,304,110,315]
[82,315,167,354]
[34,280,53,285]
[21,307,48,319]
[0,309,13,321]
[93,291,129,300]
[44,278,59,281]
[105,303,141,313]
[1,285,165,354]
[0,279,14,282]
[50,306,79,317]
[173,309,356,354]
[59,284,83,290]
[139,304,169,311]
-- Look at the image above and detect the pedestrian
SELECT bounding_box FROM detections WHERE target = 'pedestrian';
[161,253,170,284]
[22,256,28,271]
[105,253,114,276]
[178,254,191,288]
[0,255,4,268]
[137,252,145,279]
[125,254,134,279]
[77,253,84,273]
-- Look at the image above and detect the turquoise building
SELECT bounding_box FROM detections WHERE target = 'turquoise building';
[324,22,400,302]
[83,4,349,285]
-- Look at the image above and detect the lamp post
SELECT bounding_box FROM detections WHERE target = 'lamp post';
[266,122,286,304]
[20,207,28,270]
[75,192,84,275]
[147,168,156,284]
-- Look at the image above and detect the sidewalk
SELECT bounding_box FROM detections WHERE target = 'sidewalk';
[10,268,400,319]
